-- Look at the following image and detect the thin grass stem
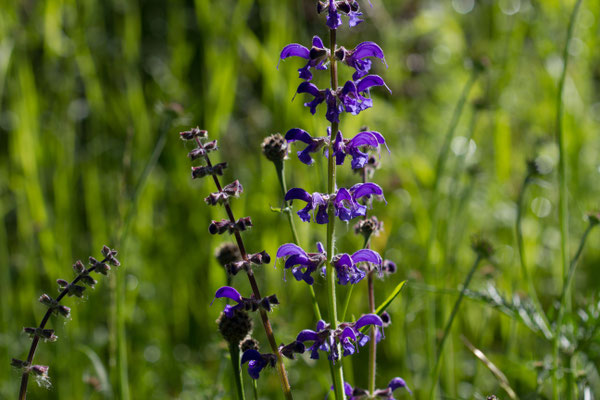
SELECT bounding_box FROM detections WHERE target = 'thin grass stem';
[229,343,246,400]
[429,255,482,400]
[554,1,583,397]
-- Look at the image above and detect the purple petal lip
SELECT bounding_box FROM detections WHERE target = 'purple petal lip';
[354,42,387,66]
[352,182,384,199]
[241,349,262,364]
[340,326,357,341]
[296,330,319,342]
[296,81,322,97]
[277,243,307,258]
[357,74,392,94]
[213,286,242,304]
[351,249,382,265]
[312,35,325,48]
[285,128,314,144]
[285,188,312,202]
[355,313,383,330]
[279,44,310,61]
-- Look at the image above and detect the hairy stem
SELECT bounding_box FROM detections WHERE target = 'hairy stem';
[196,137,293,400]
[368,271,376,396]
[18,259,108,400]
[554,1,582,397]
[326,27,345,400]
[429,255,482,400]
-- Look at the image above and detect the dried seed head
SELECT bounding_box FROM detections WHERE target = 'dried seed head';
[526,159,543,177]
[354,216,383,239]
[261,133,288,163]
[588,212,600,226]
[383,259,397,274]
[215,243,242,267]
[217,309,253,345]
[240,337,260,353]
[471,235,494,259]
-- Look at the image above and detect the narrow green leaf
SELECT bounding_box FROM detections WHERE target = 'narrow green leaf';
[375,280,407,315]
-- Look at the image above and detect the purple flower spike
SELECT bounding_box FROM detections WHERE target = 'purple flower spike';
[279,36,329,81]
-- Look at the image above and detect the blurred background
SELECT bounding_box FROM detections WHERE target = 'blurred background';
[1,0,600,398]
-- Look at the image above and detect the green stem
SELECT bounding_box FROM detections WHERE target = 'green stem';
[429,255,482,400]
[554,1,582,397]
[275,161,322,321]
[368,271,376,396]
[229,343,246,400]
[327,27,345,400]
[516,175,552,338]
[252,380,259,400]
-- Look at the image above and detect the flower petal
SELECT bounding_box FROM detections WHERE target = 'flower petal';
[296,81,322,97]
[354,313,383,330]
[296,330,319,342]
[351,182,384,199]
[279,44,310,61]
[285,188,312,203]
[353,42,387,66]
[389,377,411,394]
[212,286,242,304]
[285,128,314,144]
[277,243,307,258]
[312,35,325,48]
[356,74,391,94]
[241,349,262,364]
[351,249,382,265]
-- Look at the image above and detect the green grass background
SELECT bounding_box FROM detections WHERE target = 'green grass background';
[1,0,600,398]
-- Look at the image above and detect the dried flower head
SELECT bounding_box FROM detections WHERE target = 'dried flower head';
[215,242,242,267]
[217,309,253,345]
[262,133,288,163]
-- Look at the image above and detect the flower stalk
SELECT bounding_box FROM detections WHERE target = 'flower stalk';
[191,135,293,399]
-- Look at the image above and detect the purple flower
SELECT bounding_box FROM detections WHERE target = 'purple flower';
[285,183,385,224]
[211,286,244,317]
[295,314,383,361]
[284,128,327,165]
[212,286,279,316]
[241,349,277,379]
[335,377,411,399]
[336,41,387,80]
[334,183,386,221]
[285,188,330,223]
[345,130,389,169]
[339,75,391,116]
[294,82,341,123]
[332,249,382,285]
[276,243,327,285]
[279,36,329,81]
[326,0,342,29]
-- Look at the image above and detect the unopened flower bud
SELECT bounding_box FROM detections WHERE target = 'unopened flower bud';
[30,364,49,376]
[217,309,253,345]
[223,180,243,197]
[11,359,29,370]
[235,216,253,232]
[187,147,206,160]
[203,140,218,152]
[260,294,279,312]
[262,134,288,163]
[249,250,270,265]
[90,257,111,275]
[179,127,207,141]
[73,260,85,274]
[24,327,58,342]
[380,311,392,327]
[383,259,397,274]
[80,274,97,288]
[279,340,306,359]
[204,191,229,206]
[57,279,69,289]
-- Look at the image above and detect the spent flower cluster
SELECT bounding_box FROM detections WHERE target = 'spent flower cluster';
[13,246,120,399]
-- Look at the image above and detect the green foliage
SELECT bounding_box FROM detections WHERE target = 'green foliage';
[2,0,600,398]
